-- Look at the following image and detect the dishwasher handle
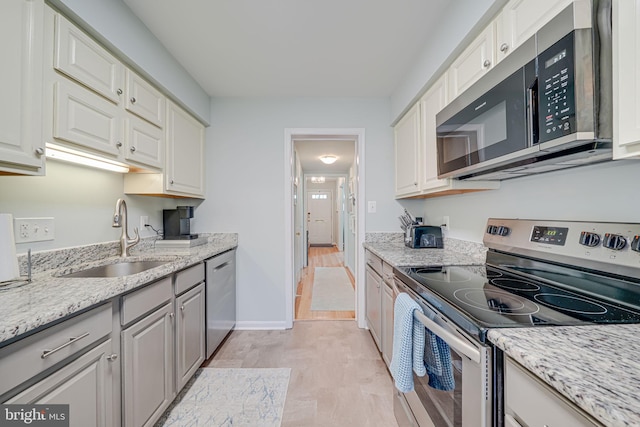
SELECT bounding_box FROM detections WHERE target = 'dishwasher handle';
[211,261,230,273]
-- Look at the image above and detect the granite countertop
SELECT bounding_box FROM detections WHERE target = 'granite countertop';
[489,325,640,427]
[0,233,237,346]
[364,233,487,267]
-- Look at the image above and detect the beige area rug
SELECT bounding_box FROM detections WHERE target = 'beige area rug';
[156,368,291,427]
[310,267,355,311]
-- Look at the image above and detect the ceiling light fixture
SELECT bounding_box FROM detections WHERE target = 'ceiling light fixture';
[311,176,325,184]
[45,143,130,173]
[320,155,338,164]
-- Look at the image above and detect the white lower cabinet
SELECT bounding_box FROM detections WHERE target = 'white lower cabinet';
[175,283,205,392]
[505,357,602,427]
[381,278,394,367]
[365,264,382,350]
[122,302,175,427]
[5,339,116,427]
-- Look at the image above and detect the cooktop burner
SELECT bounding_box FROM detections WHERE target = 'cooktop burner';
[453,288,540,315]
[490,278,540,292]
[534,293,608,315]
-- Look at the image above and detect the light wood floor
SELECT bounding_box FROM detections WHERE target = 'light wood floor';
[204,321,399,427]
[295,246,356,320]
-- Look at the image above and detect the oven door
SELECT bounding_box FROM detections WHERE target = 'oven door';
[436,60,536,179]
[394,279,492,427]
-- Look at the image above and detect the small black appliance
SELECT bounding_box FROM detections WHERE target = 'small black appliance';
[163,206,198,240]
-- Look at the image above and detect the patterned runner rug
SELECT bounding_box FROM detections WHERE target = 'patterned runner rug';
[156,367,291,426]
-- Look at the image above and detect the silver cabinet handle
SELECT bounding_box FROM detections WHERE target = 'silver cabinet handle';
[130,146,136,153]
[500,43,509,52]
[117,88,123,95]
[180,305,185,311]
[130,97,136,104]
[483,59,491,68]
[41,332,90,359]
[170,179,174,185]
[169,312,175,320]
[35,147,44,156]
[107,353,118,362]
[116,141,123,148]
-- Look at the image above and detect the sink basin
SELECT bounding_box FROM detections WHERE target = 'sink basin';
[61,260,169,278]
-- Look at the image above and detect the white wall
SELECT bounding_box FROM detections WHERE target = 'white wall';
[49,0,210,123]
[0,161,182,253]
[197,97,396,326]
[402,160,640,243]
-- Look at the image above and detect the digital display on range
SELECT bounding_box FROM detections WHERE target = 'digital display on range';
[545,49,567,68]
[530,226,569,246]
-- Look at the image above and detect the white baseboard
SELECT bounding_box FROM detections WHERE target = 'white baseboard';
[234,320,289,330]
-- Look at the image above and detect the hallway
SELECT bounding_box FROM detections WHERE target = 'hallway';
[295,246,356,320]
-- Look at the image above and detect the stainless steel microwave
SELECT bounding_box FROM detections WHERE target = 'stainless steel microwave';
[436,0,612,181]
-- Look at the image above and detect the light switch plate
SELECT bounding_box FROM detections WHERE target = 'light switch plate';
[14,217,55,243]
[367,201,377,213]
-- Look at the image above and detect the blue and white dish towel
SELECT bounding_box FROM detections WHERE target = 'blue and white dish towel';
[390,293,426,392]
[390,293,455,392]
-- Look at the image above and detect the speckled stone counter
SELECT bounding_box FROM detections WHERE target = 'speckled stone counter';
[0,233,237,346]
[488,325,640,427]
[364,232,487,267]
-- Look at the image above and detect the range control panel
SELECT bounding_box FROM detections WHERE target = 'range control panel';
[484,218,640,274]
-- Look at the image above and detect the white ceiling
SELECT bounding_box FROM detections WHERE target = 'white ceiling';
[122,0,450,97]
[294,140,355,174]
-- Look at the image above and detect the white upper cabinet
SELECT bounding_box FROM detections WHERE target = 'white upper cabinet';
[394,103,420,197]
[54,13,124,104]
[495,0,575,64]
[125,70,165,128]
[613,0,640,159]
[0,0,45,175]
[419,75,449,192]
[447,24,495,101]
[124,115,163,170]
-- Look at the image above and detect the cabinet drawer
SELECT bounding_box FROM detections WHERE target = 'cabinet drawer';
[175,263,205,295]
[0,304,112,397]
[365,250,383,275]
[382,261,394,284]
[505,358,601,426]
[121,277,172,326]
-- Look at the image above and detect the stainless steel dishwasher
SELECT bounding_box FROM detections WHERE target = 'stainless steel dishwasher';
[205,249,236,358]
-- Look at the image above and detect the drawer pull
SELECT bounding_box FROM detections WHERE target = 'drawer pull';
[41,332,90,359]
[107,354,118,362]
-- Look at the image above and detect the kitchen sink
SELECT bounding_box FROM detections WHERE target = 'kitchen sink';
[61,260,170,278]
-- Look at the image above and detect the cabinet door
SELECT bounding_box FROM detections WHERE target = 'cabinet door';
[176,283,205,392]
[0,0,45,175]
[613,0,640,159]
[54,13,124,104]
[496,0,574,63]
[448,25,495,101]
[166,101,205,197]
[394,103,420,197]
[125,115,164,169]
[4,339,115,427]
[381,281,394,367]
[419,74,450,191]
[53,79,123,157]
[365,265,382,350]
[125,69,165,128]
[122,302,174,427]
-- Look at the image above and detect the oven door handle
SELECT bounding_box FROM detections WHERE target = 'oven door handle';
[413,309,481,364]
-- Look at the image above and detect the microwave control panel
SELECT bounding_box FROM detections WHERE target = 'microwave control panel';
[538,32,576,143]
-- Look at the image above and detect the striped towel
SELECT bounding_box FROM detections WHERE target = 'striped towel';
[424,328,455,391]
[389,293,425,392]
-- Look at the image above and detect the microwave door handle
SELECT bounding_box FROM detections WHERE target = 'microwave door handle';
[526,79,539,147]
[413,309,481,364]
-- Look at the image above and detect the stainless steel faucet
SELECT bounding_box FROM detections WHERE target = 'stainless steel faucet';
[112,198,140,257]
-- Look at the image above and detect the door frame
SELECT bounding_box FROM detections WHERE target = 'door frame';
[284,128,366,329]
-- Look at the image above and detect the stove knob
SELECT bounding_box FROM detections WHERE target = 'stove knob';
[579,231,601,247]
[631,236,640,252]
[486,225,497,235]
[603,233,627,250]
[497,226,510,236]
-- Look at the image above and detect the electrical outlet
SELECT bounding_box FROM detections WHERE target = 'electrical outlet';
[367,201,377,213]
[14,218,55,243]
[442,216,450,231]
[140,215,149,231]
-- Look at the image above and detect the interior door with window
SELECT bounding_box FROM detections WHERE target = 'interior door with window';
[307,191,333,246]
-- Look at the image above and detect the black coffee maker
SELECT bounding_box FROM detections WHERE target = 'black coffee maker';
[163,206,198,240]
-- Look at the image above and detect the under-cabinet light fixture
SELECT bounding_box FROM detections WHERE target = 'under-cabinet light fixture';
[45,143,130,173]
[319,155,338,164]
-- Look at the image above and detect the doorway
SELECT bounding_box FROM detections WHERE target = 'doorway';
[284,128,366,328]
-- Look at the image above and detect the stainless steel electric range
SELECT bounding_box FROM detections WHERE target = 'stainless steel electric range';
[392,218,640,427]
